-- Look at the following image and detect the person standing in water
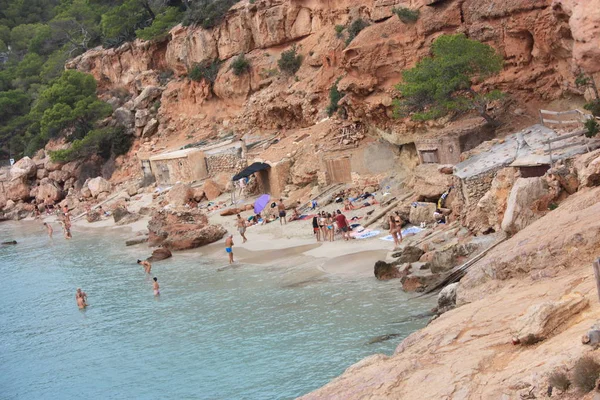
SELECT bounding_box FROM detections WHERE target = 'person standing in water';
[43,222,53,238]
[225,234,234,264]
[153,277,160,296]
[236,214,248,243]
[75,288,88,309]
[137,259,152,274]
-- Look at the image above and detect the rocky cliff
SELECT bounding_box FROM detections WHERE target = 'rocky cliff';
[65,0,600,150]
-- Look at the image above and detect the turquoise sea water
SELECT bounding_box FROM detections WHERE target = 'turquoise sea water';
[0,222,434,399]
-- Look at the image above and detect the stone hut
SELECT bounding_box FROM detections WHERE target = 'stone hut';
[414,119,496,165]
[148,148,208,185]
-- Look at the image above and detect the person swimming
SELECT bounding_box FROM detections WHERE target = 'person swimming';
[153,277,160,296]
[76,288,88,309]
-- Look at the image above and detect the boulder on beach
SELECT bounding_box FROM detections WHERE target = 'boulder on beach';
[126,237,149,246]
[147,247,172,262]
[203,179,221,201]
[87,177,112,198]
[391,246,424,264]
[147,208,227,251]
[374,261,410,281]
[167,183,192,207]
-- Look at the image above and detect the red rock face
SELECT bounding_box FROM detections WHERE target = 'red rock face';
[147,209,227,251]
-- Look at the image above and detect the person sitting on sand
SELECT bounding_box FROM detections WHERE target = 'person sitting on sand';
[153,277,160,296]
[290,201,301,221]
[43,222,53,238]
[343,199,355,211]
[225,234,234,264]
[76,288,88,309]
[137,259,152,274]
[236,214,248,243]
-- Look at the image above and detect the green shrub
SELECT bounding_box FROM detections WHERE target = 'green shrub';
[188,60,221,85]
[335,24,345,39]
[326,78,344,116]
[585,118,599,138]
[584,100,600,117]
[392,7,420,23]
[573,356,600,393]
[182,0,240,29]
[345,18,369,46]
[278,46,302,75]
[231,54,251,76]
[548,370,571,393]
[50,126,131,162]
[136,7,183,41]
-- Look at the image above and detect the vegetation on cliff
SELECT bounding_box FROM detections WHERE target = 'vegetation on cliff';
[0,0,241,159]
[393,34,503,124]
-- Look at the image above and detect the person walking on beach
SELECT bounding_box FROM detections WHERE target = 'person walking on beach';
[153,277,160,296]
[277,199,287,225]
[312,215,321,242]
[137,259,152,274]
[236,214,248,243]
[335,210,351,241]
[76,288,88,309]
[43,222,53,238]
[225,234,234,264]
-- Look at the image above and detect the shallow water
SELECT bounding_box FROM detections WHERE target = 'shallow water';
[0,222,435,399]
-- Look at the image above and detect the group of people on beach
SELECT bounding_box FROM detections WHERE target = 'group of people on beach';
[312,210,351,242]
[42,205,72,240]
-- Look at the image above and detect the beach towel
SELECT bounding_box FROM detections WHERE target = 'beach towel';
[291,214,314,221]
[350,229,381,239]
[379,226,423,241]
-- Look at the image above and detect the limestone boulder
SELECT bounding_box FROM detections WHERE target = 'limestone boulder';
[575,151,600,188]
[512,292,588,343]
[86,210,101,223]
[374,260,406,281]
[87,177,112,198]
[430,241,479,274]
[4,177,30,202]
[113,107,134,128]
[133,86,162,110]
[407,164,454,199]
[391,246,425,264]
[147,247,172,262]
[400,270,439,292]
[44,159,63,172]
[135,109,151,128]
[501,177,549,235]
[203,179,222,201]
[167,183,192,207]
[35,183,64,203]
[147,208,227,251]
[49,169,71,183]
[192,188,206,202]
[409,202,437,225]
[36,168,49,180]
[10,157,36,179]
[142,118,159,136]
[437,283,459,314]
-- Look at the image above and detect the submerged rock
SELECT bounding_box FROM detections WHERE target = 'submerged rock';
[1,240,17,245]
[147,247,172,262]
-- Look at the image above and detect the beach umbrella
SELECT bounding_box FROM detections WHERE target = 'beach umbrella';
[254,194,270,214]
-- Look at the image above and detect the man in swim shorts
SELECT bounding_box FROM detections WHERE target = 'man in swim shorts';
[225,234,234,264]
[277,198,287,225]
[335,210,351,241]
[236,214,247,243]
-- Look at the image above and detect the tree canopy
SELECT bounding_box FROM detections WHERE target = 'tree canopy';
[393,34,504,124]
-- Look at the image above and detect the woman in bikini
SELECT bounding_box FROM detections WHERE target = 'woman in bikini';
[389,213,403,248]
[319,212,327,241]
[326,213,335,242]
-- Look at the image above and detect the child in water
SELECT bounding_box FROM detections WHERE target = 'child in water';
[153,277,160,296]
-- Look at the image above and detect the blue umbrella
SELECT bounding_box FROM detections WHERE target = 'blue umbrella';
[254,194,271,214]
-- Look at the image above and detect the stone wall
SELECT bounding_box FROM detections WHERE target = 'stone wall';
[206,151,244,176]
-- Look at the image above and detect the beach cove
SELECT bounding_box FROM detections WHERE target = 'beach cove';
[0,220,435,399]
